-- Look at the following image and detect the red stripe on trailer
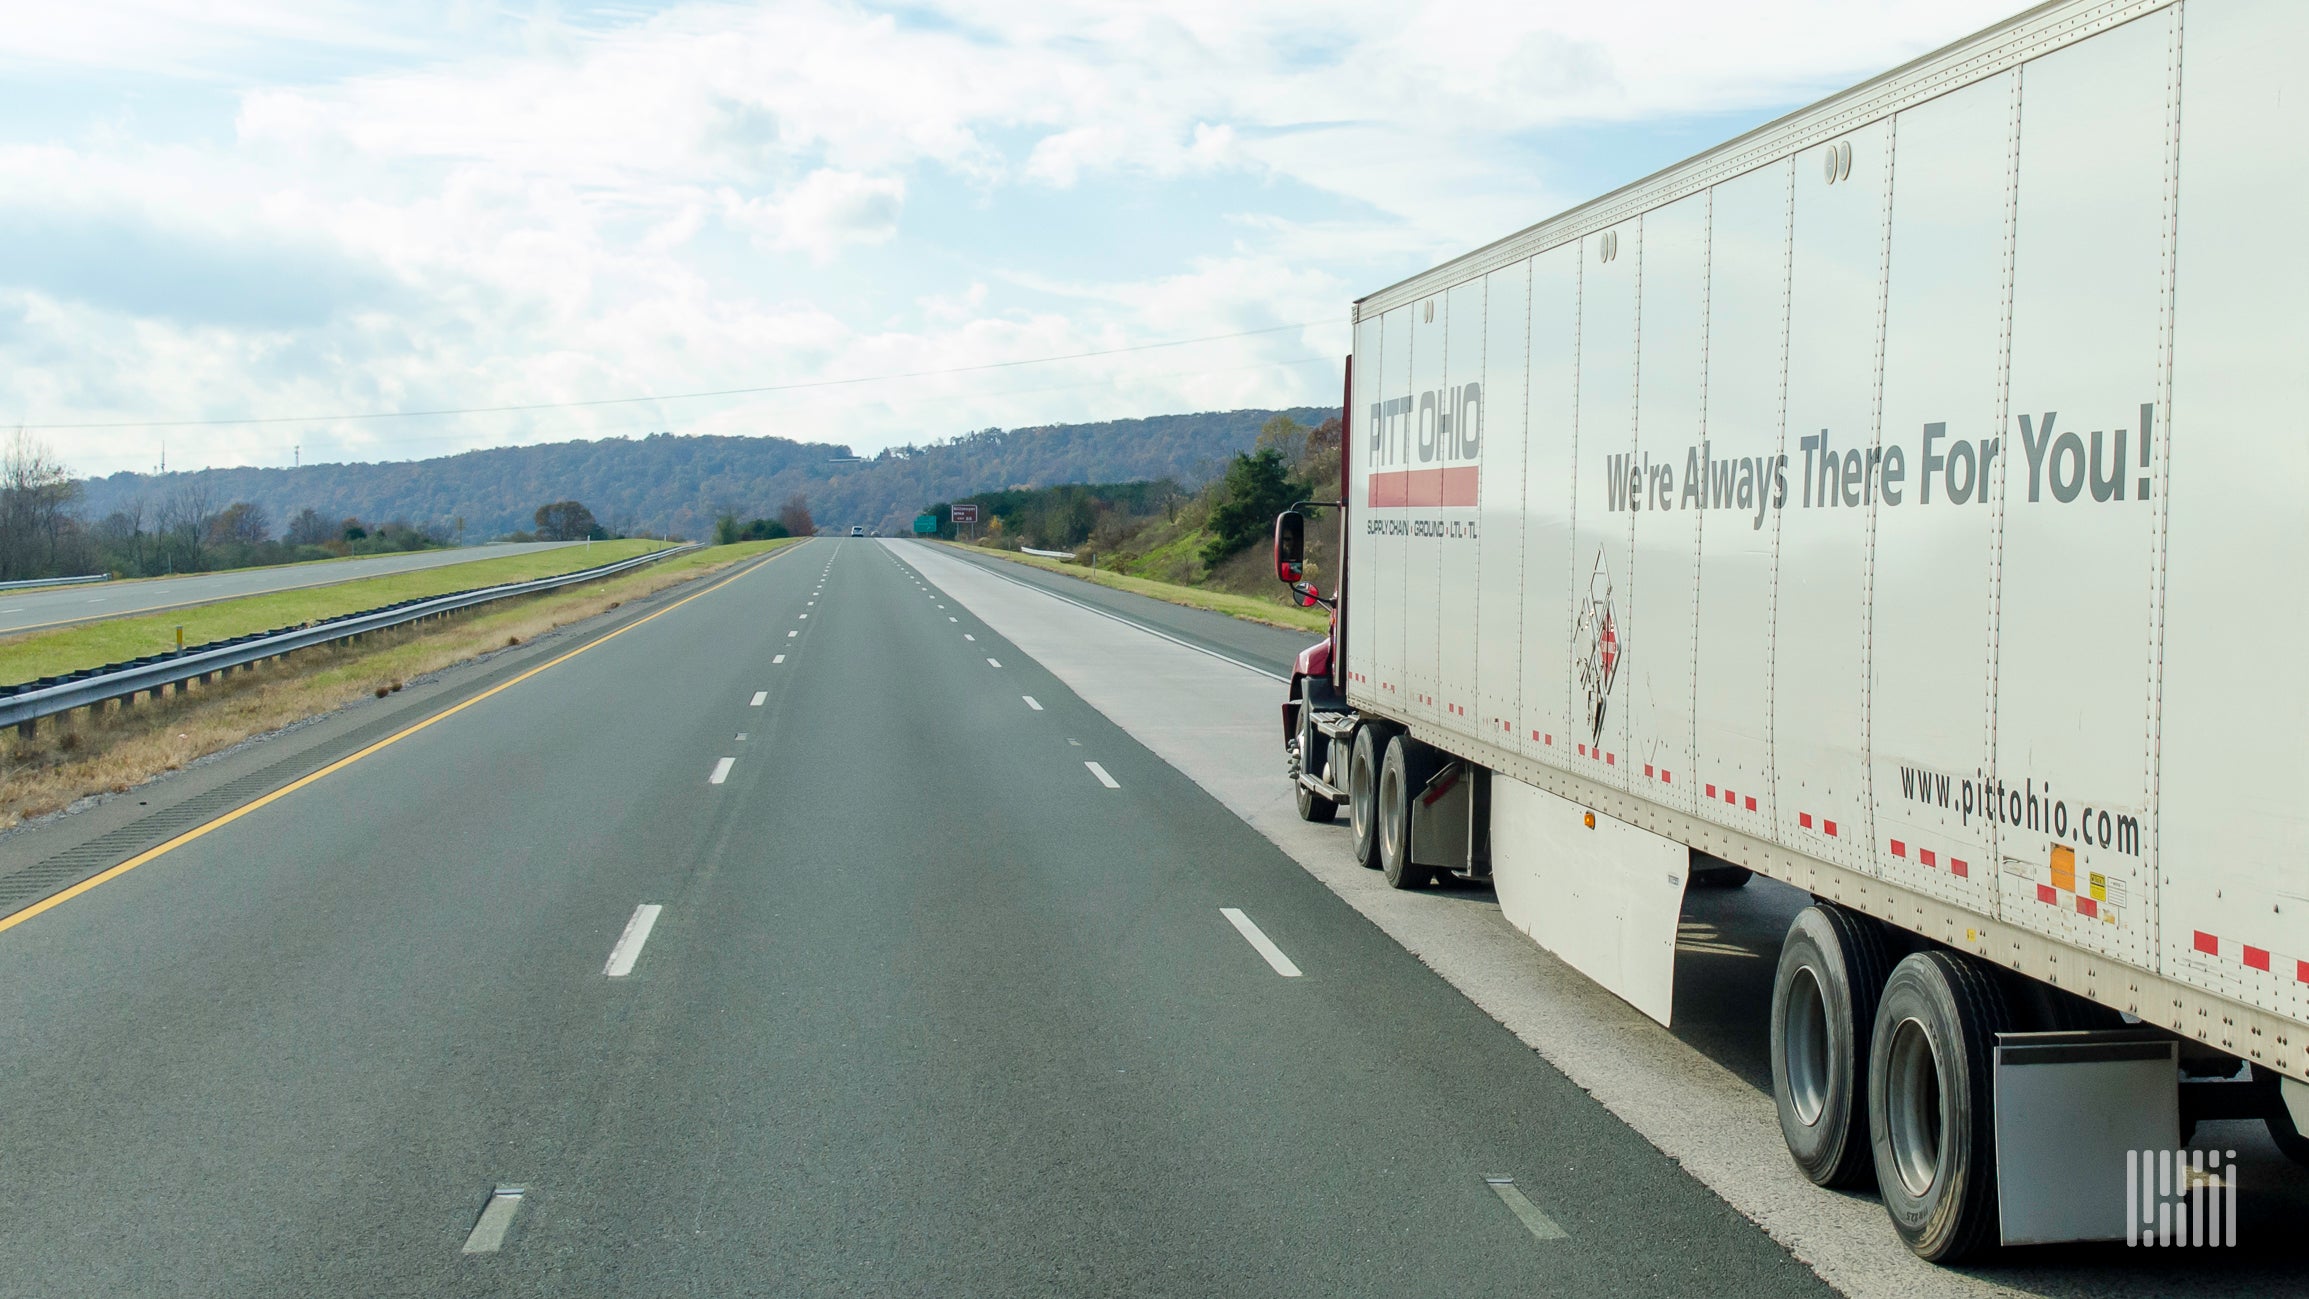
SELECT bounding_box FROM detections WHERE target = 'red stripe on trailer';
[1950,857,1968,877]
[1545,733,1553,745]
[1661,770,1672,784]
[2298,960,2309,984]
[2076,896,2099,919]
[1706,784,1717,797]
[1745,796,1757,812]
[1606,752,1617,766]
[1645,764,1654,777]
[2245,946,2272,972]
[2194,931,2219,955]
[1579,743,1588,756]
[2037,884,2058,905]
[1799,812,1813,830]
[1921,848,1937,867]
[1724,789,1735,805]
[1890,839,1907,858]
[1824,820,1839,837]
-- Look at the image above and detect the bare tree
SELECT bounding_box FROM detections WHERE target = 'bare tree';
[0,431,83,581]
[776,493,815,538]
[158,476,216,572]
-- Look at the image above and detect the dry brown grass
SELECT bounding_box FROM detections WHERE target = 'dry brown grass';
[0,540,801,830]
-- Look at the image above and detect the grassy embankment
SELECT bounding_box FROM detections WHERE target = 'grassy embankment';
[0,538,674,682]
[947,542,1329,634]
[0,539,801,828]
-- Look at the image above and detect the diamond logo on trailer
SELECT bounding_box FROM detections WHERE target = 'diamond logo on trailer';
[1573,550,1621,743]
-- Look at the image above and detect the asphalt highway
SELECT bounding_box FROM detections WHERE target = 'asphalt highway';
[0,541,584,636]
[0,537,1830,1297]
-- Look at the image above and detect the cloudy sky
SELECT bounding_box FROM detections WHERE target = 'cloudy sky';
[5,0,2019,478]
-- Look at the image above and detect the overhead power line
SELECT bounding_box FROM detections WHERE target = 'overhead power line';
[27,319,1339,432]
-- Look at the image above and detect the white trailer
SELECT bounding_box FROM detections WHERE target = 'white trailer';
[1275,0,2309,1262]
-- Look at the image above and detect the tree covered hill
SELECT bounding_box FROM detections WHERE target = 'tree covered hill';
[71,408,1329,542]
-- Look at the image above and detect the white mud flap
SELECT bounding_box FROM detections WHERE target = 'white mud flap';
[1993,1031,2179,1245]
[1490,777,1687,1026]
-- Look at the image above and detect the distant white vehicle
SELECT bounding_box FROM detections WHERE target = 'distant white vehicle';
[849,526,865,536]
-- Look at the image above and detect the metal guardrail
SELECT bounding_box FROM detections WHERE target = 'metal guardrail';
[0,573,108,592]
[1,544,700,733]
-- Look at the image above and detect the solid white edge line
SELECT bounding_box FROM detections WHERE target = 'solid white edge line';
[709,757,735,785]
[936,550,1289,682]
[1219,907,1302,977]
[750,691,767,706]
[1085,760,1120,789]
[1022,695,1042,710]
[604,903,664,977]
[1486,1179,1569,1241]
[461,1187,527,1254]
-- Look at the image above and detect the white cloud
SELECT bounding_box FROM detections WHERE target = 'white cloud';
[2,0,2022,477]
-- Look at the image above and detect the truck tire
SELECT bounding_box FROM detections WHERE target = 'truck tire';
[1868,951,2013,1263]
[1292,682,1338,823]
[1377,734,1436,890]
[2253,1066,2309,1167]
[1771,904,1890,1188]
[1348,727,1384,870]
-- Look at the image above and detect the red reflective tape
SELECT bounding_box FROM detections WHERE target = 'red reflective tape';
[1544,733,1553,745]
[1744,796,1757,812]
[1579,744,1588,756]
[1661,770,1672,784]
[1799,812,1813,830]
[2076,896,2099,919]
[1950,858,1967,877]
[2298,960,2309,984]
[2245,946,2272,972]
[2037,884,2058,905]
[1645,764,1654,777]
[2194,930,2219,955]
[1606,752,1616,766]
[1706,784,1717,798]
[1920,848,1936,867]
[1823,820,1838,837]
[1532,730,1541,741]
[1890,839,1907,858]
[1724,789,1735,805]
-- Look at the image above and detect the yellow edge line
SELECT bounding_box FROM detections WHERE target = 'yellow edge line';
[0,540,806,936]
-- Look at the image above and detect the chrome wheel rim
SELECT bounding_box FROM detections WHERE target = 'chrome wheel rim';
[1783,965,1831,1127]
[1884,1015,1944,1198]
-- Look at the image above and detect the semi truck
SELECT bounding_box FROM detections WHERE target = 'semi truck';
[1273,0,2309,1262]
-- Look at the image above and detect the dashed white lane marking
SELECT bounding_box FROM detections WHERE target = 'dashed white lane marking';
[773,654,785,664]
[964,634,976,641]
[461,1187,528,1254]
[736,733,748,741]
[1085,760,1120,789]
[986,658,1001,668]
[709,757,735,785]
[799,614,808,619]
[1486,1179,1569,1241]
[1022,696,1042,710]
[787,630,798,638]
[604,904,664,977]
[750,692,767,706]
[948,616,958,622]
[1219,908,1302,977]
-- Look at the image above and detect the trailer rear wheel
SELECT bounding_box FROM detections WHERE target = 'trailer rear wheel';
[1771,905,1890,1188]
[1348,727,1384,869]
[1377,735,1435,890]
[1868,951,2012,1263]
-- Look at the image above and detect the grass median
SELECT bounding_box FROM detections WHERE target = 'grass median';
[0,538,676,684]
[0,538,801,830]
[940,542,1329,633]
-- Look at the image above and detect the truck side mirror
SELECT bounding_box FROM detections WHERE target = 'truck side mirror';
[1273,510,1306,584]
